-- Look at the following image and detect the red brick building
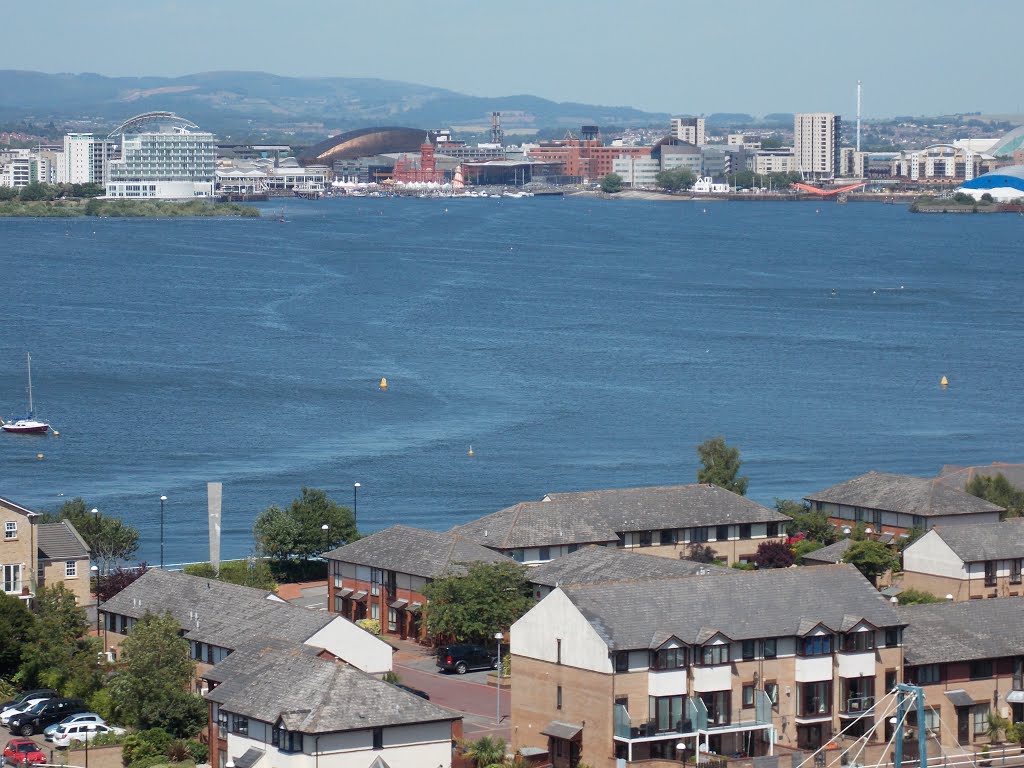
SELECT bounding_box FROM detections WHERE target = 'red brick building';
[527,136,651,181]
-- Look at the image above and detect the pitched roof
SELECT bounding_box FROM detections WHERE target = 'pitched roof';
[899,598,1024,665]
[528,545,735,588]
[37,521,90,560]
[99,569,334,652]
[205,645,458,733]
[0,495,38,518]
[924,521,1024,563]
[323,525,510,578]
[452,484,787,549]
[937,463,1024,492]
[559,564,901,651]
[801,538,853,564]
[804,472,1003,518]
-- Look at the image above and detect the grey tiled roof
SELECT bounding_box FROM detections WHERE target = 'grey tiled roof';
[528,545,735,588]
[324,525,510,578]
[0,495,36,517]
[801,538,853,564]
[927,521,1024,562]
[560,564,901,651]
[937,464,1024,492]
[37,521,90,560]
[899,598,1024,665]
[100,569,333,652]
[805,472,1003,518]
[452,484,788,549]
[205,645,459,733]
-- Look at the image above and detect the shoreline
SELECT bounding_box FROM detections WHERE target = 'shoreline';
[0,198,260,218]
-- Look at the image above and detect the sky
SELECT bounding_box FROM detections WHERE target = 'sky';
[3,0,1021,118]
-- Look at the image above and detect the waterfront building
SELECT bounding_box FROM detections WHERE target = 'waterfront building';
[611,154,659,187]
[671,117,706,146]
[450,484,790,566]
[0,156,31,187]
[63,133,113,185]
[510,564,903,767]
[754,148,797,175]
[838,148,870,179]
[105,111,216,199]
[888,145,995,184]
[794,113,841,179]
[957,165,1024,202]
[804,471,1003,535]
[701,144,750,179]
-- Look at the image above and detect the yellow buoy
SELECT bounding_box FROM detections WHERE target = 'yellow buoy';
[37,453,44,460]
[379,377,388,390]
[52,430,59,437]
[468,445,474,457]
[940,376,949,387]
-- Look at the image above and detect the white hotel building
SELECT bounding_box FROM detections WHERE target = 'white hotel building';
[105,112,216,199]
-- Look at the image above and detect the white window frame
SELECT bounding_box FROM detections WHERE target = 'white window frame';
[65,560,77,578]
[4,521,16,539]
[3,563,23,593]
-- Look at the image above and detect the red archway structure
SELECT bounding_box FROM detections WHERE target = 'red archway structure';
[792,181,867,196]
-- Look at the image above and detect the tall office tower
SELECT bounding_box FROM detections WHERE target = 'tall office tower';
[794,113,841,179]
[670,117,706,146]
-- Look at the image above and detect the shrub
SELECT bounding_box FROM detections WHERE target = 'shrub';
[381,671,401,684]
[754,540,795,569]
[122,728,173,766]
[88,687,117,722]
[730,561,756,570]
[793,539,824,564]
[981,193,993,202]
[184,741,208,764]
[356,618,381,635]
[166,740,190,763]
[501,652,511,678]
[897,589,943,605]
[183,559,277,591]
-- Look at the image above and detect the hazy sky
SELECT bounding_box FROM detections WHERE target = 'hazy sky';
[4,0,1020,117]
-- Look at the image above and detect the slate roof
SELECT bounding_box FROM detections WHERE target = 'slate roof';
[805,472,1003,518]
[37,521,90,560]
[926,521,1024,563]
[99,569,334,652]
[528,545,734,588]
[323,525,510,578]
[0,495,37,517]
[452,484,787,549]
[802,538,853,564]
[559,564,901,651]
[937,463,1024,492]
[899,598,1024,665]
[205,645,459,733]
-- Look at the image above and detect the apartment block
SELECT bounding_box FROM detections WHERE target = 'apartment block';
[794,113,841,179]
[671,117,706,147]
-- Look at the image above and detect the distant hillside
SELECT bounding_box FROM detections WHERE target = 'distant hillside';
[0,70,670,138]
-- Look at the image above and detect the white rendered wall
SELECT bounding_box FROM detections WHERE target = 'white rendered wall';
[794,656,833,682]
[511,588,612,673]
[305,616,393,674]
[903,531,967,579]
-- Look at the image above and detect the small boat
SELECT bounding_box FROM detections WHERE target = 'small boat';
[2,353,50,434]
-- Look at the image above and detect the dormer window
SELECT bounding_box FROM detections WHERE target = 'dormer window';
[799,635,833,657]
[272,724,303,753]
[700,645,730,665]
[842,632,875,653]
[652,647,688,670]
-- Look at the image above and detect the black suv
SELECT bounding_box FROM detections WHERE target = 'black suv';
[436,644,497,674]
[9,698,86,736]
[0,690,56,713]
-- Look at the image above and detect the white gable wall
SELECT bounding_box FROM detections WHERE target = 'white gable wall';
[511,588,612,673]
[903,530,968,579]
[304,617,393,674]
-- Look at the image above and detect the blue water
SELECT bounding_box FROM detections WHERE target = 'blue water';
[1,198,1022,564]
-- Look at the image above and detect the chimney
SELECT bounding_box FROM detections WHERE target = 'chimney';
[208,482,222,574]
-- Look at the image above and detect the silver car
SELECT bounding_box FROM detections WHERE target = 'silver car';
[44,713,104,740]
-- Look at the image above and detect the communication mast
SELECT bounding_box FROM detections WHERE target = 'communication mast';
[490,112,504,146]
[856,80,862,153]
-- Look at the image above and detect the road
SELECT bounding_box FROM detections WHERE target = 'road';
[395,660,511,742]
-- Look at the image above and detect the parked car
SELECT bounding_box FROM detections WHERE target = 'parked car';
[2,738,46,767]
[394,683,430,700]
[50,723,125,748]
[44,712,104,740]
[0,698,52,728]
[8,698,87,736]
[0,692,56,714]
[435,644,497,674]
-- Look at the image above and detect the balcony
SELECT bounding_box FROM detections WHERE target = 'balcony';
[615,705,693,741]
[614,693,774,744]
[840,695,875,716]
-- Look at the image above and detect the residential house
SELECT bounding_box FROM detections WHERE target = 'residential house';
[1,495,91,606]
[805,472,1003,535]
[324,525,510,641]
[801,538,853,567]
[204,643,461,768]
[99,569,393,687]
[510,564,904,768]
[452,484,790,566]
[901,522,1024,601]
[527,544,736,600]
[900,598,1024,748]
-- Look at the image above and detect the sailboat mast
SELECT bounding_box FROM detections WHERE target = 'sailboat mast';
[26,352,33,417]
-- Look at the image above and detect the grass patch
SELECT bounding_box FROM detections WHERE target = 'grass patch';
[0,198,259,217]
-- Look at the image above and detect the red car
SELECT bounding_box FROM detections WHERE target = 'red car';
[3,739,46,767]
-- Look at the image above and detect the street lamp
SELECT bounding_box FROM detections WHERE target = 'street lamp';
[322,524,330,554]
[90,565,100,636]
[494,631,504,725]
[353,483,361,529]
[159,496,167,569]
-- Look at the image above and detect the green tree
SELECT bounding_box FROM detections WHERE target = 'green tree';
[108,612,206,737]
[253,487,357,560]
[0,591,36,678]
[462,736,507,768]
[599,173,623,193]
[792,539,825,564]
[17,584,103,698]
[655,167,696,192]
[897,589,943,605]
[18,182,53,202]
[966,472,1024,518]
[682,543,717,563]
[39,498,140,572]
[842,540,900,584]
[696,436,749,495]
[777,499,839,544]
[422,561,533,644]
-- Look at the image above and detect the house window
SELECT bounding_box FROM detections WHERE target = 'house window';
[231,714,248,735]
[556,639,562,665]
[716,525,729,542]
[3,564,22,594]
[388,608,397,633]
[638,531,653,548]
[567,543,578,554]
[800,635,833,656]
[885,670,898,693]
[842,632,875,652]
[538,546,551,561]
[765,682,779,707]
[652,695,685,732]
[767,522,780,537]
[1012,560,1023,585]
[763,638,777,658]
[371,603,380,621]
[701,644,729,665]
[969,660,993,680]
[193,642,204,661]
[742,685,755,708]
[4,521,16,539]
[984,561,997,587]
[272,726,303,753]
[885,628,900,647]
[799,681,833,716]
[615,652,629,673]
[512,549,525,563]
[691,527,709,543]
[739,524,752,539]
[372,727,383,750]
[557,685,563,710]
[915,664,942,684]
[216,709,227,738]
[65,560,77,578]
[974,704,991,735]
[700,691,731,725]
[370,568,382,595]
[660,529,676,545]
[742,640,755,660]
[653,647,687,670]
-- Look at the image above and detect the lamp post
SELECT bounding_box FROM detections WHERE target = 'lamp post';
[159,496,167,569]
[494,631,504,724]
[90,565,100,636]
[322,524,330,554]
[353,482,361,529]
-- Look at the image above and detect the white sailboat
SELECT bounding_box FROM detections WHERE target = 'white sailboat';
[1,353,50,434]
